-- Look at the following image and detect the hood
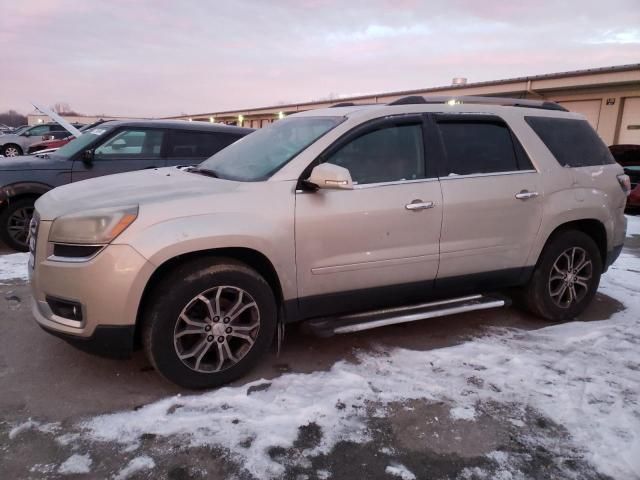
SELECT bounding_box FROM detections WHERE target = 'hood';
[0,133,19,143]
[35,167,241,220]
[0,153,67,171]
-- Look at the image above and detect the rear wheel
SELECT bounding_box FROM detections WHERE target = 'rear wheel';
[142,258,277,389]
[524,230,602,321]
[2,144,23,157]
[0,197,36,251]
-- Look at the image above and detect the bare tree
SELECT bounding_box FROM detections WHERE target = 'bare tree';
[0,110,27,127]
[51,102,80,116]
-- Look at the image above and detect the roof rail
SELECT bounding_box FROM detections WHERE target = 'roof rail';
[387,95,568,112]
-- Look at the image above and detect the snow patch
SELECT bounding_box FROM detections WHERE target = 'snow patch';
[626,214,640,236]
[316,469,331,479]
[385,463,417,480]
[9,419,59,439]
[0,252,29,283]
[113,455,155,480]
[449,405,476,421]
[58,453,92,475]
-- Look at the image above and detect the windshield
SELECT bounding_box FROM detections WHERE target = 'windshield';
[198,116,343,181]
[52,126,111,159]
[10,126,28,136]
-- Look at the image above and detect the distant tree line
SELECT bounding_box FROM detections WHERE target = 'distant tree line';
[0,110,27,127]
[0,102,81,128]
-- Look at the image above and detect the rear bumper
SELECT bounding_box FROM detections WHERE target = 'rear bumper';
[605,244,624,271]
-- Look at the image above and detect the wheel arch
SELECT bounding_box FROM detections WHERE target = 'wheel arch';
[1,143,24,155]
[536,219,607,272]
[134,247,285,346]
[1,182,52,209]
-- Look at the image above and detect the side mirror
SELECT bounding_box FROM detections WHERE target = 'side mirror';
[82,149,94,163]
[22,131,30,137]
[307,163,354,190]
[112,139,127,150]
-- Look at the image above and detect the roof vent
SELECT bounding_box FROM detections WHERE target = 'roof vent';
[452,77,468,86]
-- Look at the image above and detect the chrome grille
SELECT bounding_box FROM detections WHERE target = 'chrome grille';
[28,212,39,270]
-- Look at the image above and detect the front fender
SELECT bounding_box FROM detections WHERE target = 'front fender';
[117,212,297,300]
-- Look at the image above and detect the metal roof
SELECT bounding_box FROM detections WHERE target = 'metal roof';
[176,63,640,118]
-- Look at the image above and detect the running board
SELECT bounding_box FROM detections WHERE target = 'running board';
[304,294,509,337]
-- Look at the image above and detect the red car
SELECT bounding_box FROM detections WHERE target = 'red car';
[27,133,75,154]
[609,144,640,211]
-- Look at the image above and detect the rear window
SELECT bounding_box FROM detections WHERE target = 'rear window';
[167,130,242,158]
[525,116,615,167]
[436,118,533,175]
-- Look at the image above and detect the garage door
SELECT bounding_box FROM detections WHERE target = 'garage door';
[558,100,602,130]
[618,97,640,145]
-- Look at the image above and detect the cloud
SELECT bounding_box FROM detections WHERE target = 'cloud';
[0,0,638,117]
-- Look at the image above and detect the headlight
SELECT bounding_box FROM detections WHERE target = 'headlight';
[49,205,138,244]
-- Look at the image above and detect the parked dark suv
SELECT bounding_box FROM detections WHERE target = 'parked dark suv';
[0,120,252,250]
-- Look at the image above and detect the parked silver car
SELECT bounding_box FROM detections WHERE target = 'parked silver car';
[30,96,629,389]
[0,123,81,157]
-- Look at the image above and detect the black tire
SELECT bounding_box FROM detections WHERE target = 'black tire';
[0,197,36,251]
[524,230,602,321]
[2,144,23,157]
[142,257,277,389]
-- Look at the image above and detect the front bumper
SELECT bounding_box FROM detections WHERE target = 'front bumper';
[36,319,135,358]
[30,220,155,356]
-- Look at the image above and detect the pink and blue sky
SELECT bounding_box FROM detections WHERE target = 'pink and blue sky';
[0,0,638,117]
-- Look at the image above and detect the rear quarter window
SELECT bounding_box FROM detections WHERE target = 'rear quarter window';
[525,116,615,167]
[167,130,242,158]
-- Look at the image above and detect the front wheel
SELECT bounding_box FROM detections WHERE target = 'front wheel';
[0,197,36,251]
[524,230,602,321]
[142,258,277,389]
[2,144,23,157]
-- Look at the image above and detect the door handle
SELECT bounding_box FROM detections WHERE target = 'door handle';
[515,190,539,200]
[405,200,435,211]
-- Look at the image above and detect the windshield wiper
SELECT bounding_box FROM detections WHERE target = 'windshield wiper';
[190,167,220,178]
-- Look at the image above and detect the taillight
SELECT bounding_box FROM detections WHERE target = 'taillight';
[617,174,631,196]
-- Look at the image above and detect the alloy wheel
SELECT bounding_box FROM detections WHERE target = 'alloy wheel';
[7,206,34,247]
[4,146,19,157]
[548,246,593,308]
[173,286,261,373]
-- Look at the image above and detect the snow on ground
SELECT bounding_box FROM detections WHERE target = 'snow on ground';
[385,463,417,479]
[0,252,28,283]
[77,216,640,479]
[9,419,59,440]
[627,214,640,236]
[112,456,155,480]
[57,453,92,475]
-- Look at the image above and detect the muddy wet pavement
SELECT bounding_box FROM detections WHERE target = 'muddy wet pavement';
[0,223,638,479]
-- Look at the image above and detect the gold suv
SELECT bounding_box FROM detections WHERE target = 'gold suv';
[29,97,630,388]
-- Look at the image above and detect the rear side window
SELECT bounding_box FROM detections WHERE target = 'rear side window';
[525,116,615,167]
[167,131,241,158]
[436,119,532,176]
